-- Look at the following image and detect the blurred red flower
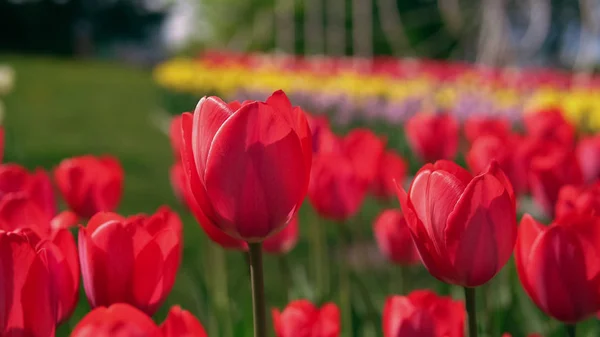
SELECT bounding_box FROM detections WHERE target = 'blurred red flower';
[54,155,124,218]
[272,300,340,337]
[179,90,312,241]
[70,303,161,337]
[555,183,600,217]
[383,290,465,337]
[373,209,419,265]
[263,214,298,255]
[0,164,56,221]
[528,142,583,217]
[405,113,458,163]
[309,152,368,221]
[516,214,600,322]
[160,305,208,337]
[523,107,575,146]
[466,134,526,195]
[78,206,182,315]
[371,150,408,201]
[463,116,511,144]
[396,160,516,286]
[576,134,600,184]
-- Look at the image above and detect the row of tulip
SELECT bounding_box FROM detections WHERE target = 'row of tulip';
[153,51,600,131]
[3,87,600,336]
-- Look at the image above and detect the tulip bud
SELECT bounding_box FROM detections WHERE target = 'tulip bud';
[272,300,340,337]
[160,305,208,337]
[396,160,517,286]
[54,155,124,218]
[383,290,465,337]
[373,209,419,265]
[78,206,182,315]
[0,230,56,336]
[405,113,458,163]
[71,303,161,337]
[179,90,312,241]
[516,214,600,322]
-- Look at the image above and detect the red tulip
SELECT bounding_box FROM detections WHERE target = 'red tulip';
[529,143,583,217]
[0,164,56,221]
[373,209,419,265]
[405,113,458,163]
[466,134,529,195]
[342,129,386,185]
[576,134,600,184]
[307,114,337,154]
[372,150,408,200]
[78,206,182,315]
[0,230,56,336]
[309,152,368,221]
[0,194,79,324]
[179,90,312,241]
[463,116,511,143]
[272,300,340,337]
[555,183,600,217]
[263,214,299,254]
[70,303,161,337]
[524,107,575,146]
[396,160,517,286]
[516,214,600,322]
[54,155,124,218]
[383,290,465,337]
[170,115,184,161]
[170,132,246,251]
[160,305,208,337]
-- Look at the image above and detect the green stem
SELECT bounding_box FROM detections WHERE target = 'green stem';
[310,214,328,299]
[566,324,576,337]
[213,245,232,337]
[249,243,267,337]
[339,251,352,337]
[464,287,478,337]
[278,255,292,301]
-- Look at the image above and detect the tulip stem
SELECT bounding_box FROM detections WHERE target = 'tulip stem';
[310,214,328,299]
[278,255,292,300]
[248,242,267,337]
[566,324,576,337]
[464,287,478,337]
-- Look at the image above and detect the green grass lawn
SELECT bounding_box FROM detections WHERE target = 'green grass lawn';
[1,55,595,337]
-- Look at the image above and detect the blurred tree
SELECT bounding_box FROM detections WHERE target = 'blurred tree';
[0,0,168,59]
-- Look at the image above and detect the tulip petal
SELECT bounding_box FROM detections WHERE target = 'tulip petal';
[0,193,48,234]
[526,225,600,322]
[88,222,135,306]
[21,250,56,337]
[48,229,79,324]
[409,166,467,256]
[180,112,221,227]
[191,97,235,181]
[205,102,306,240]
[445,167,516,286]
[161,306,208,337]
[133,240,164,315]
[515,214,545,307]
[317,303,341,337]
[396,183,455,283]
[272,309,282,337]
